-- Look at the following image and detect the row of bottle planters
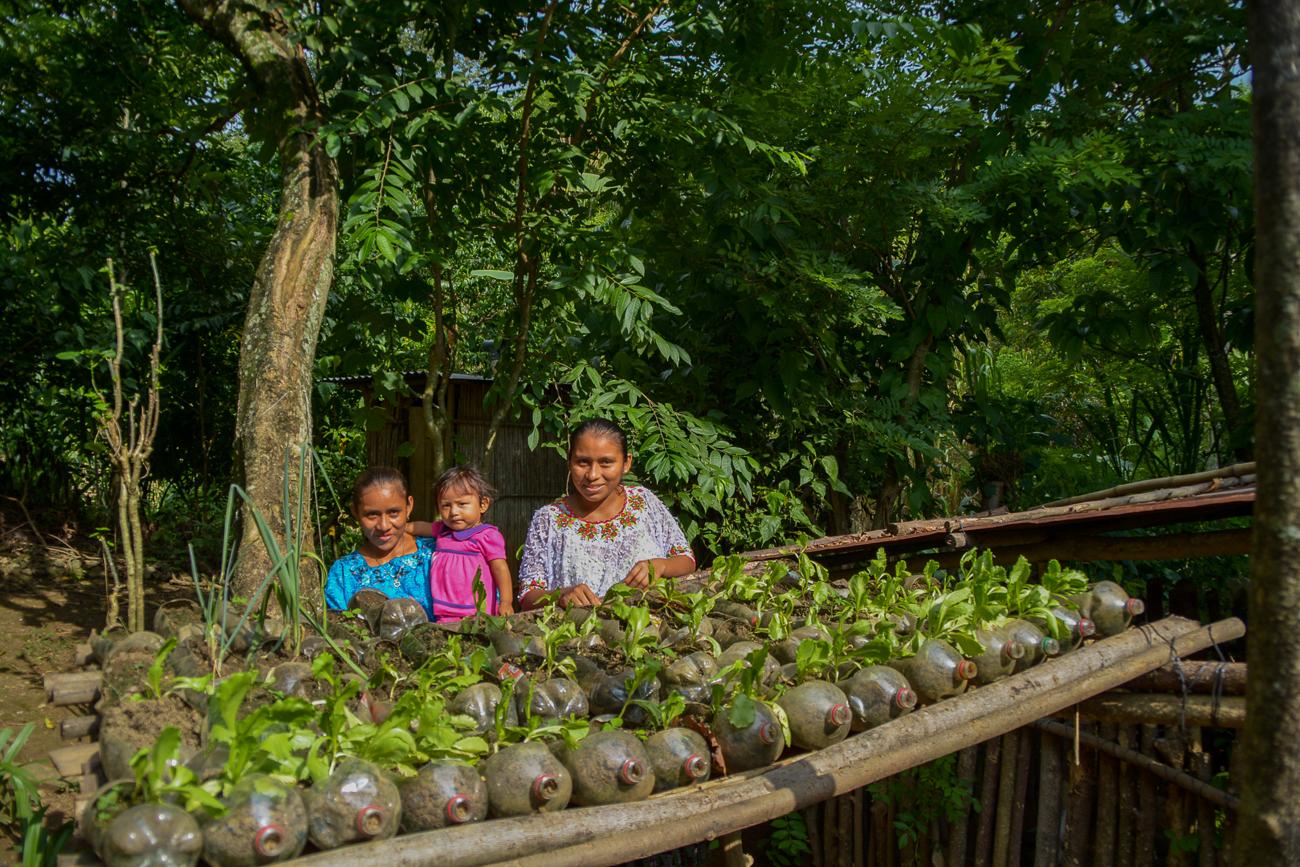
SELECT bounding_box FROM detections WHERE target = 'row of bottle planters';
[83,582,1145,866]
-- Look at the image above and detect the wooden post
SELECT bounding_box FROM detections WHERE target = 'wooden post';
[991,731,1019,866]
[1095,723,1119,867]
[1007,728,1032,867]
[1190,728,1215,867]
[948,746,979,867]
[1033,730,1062,867]
[1062,723,1097,867]
[1116,726,1138,867]
[1240,1,1300,863]
[973,738,1001,867]
[1158,733,1191,867]
[1135,725,1158,867]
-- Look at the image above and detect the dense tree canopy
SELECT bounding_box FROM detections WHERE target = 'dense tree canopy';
[0,0,1252,558]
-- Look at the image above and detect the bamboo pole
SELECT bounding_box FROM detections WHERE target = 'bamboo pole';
[1033,730,1062,867]
[1094,723,1119,867]
[1121,661,1245,696]
[1039,463,1254,508]
[1061,723,1097,867]
[1006,729,1031,867]
[1190,728,1214,867]
[1115,726,1137,867]
[1077,694,1245,728]
[991,732,1019,867]
[1134,726,1158,867]
[973,739,1001,867]
[807,804,823,867]
[948,746,979,867]
[292,618,1241,867]
[1034,720,1237,811]
[824,790,837,864]
[1160,734,1191,867]
[837,794,852,867]
[852,788,864,867]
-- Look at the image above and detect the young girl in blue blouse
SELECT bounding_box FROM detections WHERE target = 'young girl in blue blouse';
[325,467,436,617]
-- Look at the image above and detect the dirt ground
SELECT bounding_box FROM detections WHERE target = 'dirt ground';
[0,514,190,862]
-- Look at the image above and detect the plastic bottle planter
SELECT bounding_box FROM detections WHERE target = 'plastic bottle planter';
[1038,606,1096,649]
[303,758,401,850]
[844,666,917,731]
[1003,620,1062,672]
[777,680,853,750]
[581,669,660,726]
[888,639,977,705]
[713,700,786,773]
[717,642,783,692]
[659,651,720,705]
[660,616,715,651]
[645,728,712,792]
[201,775,308,867]
[482,742,573,817]
[772,625,831,666]
[399,761,489,833]
[970,628,1027,685]
[373,597,429,642]
[514,677,589,724]
[598,616,661,648]
[712,601,759,627]
[556,730,656,806]
[1076,581,1145,637]
[266,662,314,698]
[450,682,518,737]
[86,793,203,867]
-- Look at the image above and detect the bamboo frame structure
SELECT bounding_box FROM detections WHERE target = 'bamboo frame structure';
[289,616,1241,867]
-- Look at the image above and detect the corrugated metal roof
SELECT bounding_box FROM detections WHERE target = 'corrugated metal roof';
[734,473,1256,569]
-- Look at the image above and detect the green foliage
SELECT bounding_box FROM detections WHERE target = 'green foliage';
[0,724,70,866]
[765,811,812,867]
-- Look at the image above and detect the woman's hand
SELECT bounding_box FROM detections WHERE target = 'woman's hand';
[558,583,602,608]
[622,559,664,590]
[498,601,515,616]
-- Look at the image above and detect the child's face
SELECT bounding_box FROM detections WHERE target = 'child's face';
[567,432,631,507]
[438,484,488,531]
[353,484,413,555]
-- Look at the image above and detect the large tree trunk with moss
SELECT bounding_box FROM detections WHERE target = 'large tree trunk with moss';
[1236,3,1300,863]
[177,0,337,601]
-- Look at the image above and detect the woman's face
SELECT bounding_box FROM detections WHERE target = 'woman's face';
[568,432,632,507]
[353,483,413,555]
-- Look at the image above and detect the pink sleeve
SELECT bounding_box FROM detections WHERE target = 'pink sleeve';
[478,525,508,561]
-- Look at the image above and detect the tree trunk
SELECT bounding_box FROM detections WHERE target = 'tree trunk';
[1238,3,1300,863]
[177,0,338,602]
[1188,241,1248,461]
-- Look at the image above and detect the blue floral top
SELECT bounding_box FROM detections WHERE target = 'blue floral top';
[325,537,436,618]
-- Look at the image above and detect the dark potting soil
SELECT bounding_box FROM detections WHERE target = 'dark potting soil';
[99,696,202,780]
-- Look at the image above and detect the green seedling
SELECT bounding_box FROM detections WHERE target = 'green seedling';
[128,727,224,815]
[137,638,178,701]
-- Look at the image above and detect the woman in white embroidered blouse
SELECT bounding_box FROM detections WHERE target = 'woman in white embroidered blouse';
[518,419,696,608]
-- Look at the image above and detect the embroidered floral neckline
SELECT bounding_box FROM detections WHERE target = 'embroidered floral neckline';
[554,487,648,541]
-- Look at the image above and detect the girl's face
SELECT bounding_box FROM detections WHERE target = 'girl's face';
[568,432,632,507]
[352,484,414,555]
[438,484,488,532]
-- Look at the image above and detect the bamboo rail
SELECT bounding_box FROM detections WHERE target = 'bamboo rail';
[291,616,1241,867]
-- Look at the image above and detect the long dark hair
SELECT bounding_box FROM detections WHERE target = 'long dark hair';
[434,465,498,503]
[349,466,409,509]
[568,418,629,457]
